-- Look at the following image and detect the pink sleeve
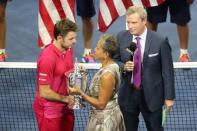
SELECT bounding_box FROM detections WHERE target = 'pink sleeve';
[38,57,55,85]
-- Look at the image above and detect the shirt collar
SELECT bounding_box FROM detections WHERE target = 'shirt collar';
[51,41,67,57]
[133,27,147,41]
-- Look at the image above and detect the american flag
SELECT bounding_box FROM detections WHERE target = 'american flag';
[38,0,75,47]
[38,0,165,46]
[98,0,165,32]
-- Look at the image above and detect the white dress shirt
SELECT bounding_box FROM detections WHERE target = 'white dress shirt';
[132,27,147,61]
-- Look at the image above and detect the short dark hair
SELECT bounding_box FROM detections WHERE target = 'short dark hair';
[98,34,118,58]
[54,18,78,40]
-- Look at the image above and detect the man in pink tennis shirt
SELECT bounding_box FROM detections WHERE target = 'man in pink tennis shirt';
[33,19,78,131]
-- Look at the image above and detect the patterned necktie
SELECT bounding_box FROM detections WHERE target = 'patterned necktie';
[133,37,141,88]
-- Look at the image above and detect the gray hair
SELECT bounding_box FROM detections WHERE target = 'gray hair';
[126,6,147,21]
[98,34,118,58]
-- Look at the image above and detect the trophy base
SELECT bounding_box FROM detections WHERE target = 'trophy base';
[72,95,85,109]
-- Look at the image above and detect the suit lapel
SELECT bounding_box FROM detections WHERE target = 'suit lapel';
[143,30,152,64]
[126,30,133,46]
[122,31,133,61]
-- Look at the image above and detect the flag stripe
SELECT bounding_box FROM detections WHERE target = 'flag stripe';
[122,0,132,9]
[156,0,165,6]
[105,0,119,25]
[60,0,75,22]
[113,0,126,16]
[149,0,159,6]
[38,14,51,47]
[141,0,151,7]
[43,0,61,24]
[52,0,66,19]
[98,10,108,32]
[99,0,112,27]
[38,35,44,47]
[39,0,54,39]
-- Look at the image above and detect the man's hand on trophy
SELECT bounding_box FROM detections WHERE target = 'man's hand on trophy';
[62,95,75,108]
[68,83,86,109]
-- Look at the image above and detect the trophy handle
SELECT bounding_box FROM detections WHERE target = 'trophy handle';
[81,72,88,93]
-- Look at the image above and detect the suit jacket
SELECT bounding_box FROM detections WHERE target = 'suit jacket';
[115,29,175,112]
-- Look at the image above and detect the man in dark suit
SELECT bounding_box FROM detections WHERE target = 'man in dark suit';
[114,6,175,131]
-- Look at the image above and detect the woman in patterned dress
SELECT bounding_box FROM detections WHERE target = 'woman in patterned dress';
[69,34,125,131]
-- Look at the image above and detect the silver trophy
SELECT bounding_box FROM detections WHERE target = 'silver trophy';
[68,58,87,109]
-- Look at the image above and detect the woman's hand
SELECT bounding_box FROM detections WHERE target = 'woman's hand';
[68,83,82,95]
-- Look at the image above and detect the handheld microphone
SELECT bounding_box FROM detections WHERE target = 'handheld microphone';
[126,42,136,56]
[129,42,137,53]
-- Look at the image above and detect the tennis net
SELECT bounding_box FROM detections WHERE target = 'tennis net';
[0,62,197,131]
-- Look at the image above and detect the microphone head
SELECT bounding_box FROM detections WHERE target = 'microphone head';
[129,42,136,52]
